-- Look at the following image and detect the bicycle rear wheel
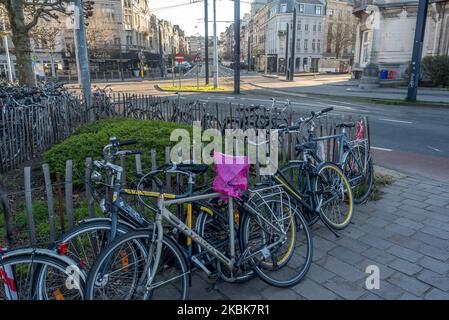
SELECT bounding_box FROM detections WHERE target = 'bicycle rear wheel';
[85,229,189,300]
[240,193,313,288]
[343,146,374,204]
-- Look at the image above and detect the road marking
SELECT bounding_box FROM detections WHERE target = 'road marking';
[379,118,413,124]
[428,146,442,152]
[371,146,393,152]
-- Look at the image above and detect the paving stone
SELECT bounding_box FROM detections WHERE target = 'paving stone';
[358,292,383,300]
[386,245,423,263]
[424,198,449,208]
[385,223,416,237]
[340,226,366,239]
[307,264,337,284]
[398,292,421,300]
[361,247,396,265]
[402,199,429,209]
[357,234,394,250]
[424,288,449,300]
[418,256,449,274]
[328,246,365,265]
[411,231,449,249]
[335,236,370,253]
[292,279,340,300]
[417,270,449,292]
[313,235,339,252]
[399,204,429,216]
[260,286,299,300]
[357,259,395,280]
[423,208,449,221]
[394,217,424,230]
[420,226,449,240]
[368,281,405,300]
[389,258,423,276]
[399,192,427,202]
[317,256,366,282]
[323,278,367,300]
[386,234,422,251]
[394,210,426,222]
[422,218,449,232]
[387,272,430,297]
[366,217,390,228]
[418,244,449,261]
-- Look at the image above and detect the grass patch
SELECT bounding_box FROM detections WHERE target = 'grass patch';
[369,173,394,201]
[158,84,231,93]
[44,118,192,188]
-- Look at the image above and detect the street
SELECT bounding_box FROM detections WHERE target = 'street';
[90,76,449,183]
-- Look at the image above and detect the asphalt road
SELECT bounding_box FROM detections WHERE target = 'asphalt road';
[85,79,449,182]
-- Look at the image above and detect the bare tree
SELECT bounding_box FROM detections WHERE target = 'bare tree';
[0,0,92,86]
[30,22,61,78]
[85,9,116,54]
[330,22,353,59]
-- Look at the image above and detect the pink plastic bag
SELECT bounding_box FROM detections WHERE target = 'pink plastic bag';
[212,152,250,199]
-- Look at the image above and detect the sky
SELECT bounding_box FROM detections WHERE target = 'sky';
[151,0,252,37]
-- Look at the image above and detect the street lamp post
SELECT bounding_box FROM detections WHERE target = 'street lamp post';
[212,0,219,89]
[117,22,124,80]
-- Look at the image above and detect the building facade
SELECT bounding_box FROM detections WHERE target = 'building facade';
[353,0,449,80]
[265,0,325,73]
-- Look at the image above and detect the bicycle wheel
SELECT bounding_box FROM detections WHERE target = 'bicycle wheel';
[0,251,84,300]
[279,161,320,226]
[343,146,374,204]
[315,162,353,229]
[85,229,189,300]
[240,194,313,288]
[195,207,255,283]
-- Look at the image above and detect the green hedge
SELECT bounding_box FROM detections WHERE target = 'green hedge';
[43,118,192,187]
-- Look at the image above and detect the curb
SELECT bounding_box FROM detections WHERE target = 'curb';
[154,84,232,94]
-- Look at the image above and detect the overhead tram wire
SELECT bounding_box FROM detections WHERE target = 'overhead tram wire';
[151,1,204,12]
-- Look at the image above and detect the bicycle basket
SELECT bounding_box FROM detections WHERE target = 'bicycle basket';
[212,152,250,199]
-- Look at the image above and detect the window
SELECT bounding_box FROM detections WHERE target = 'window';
[315,6,322,15]
[328,9,334,16]
[305,24,309,32]
[318,23,322,32]
[299,4,305,13]
[281,3,287,13]
[296,38,301,51]
[297,21,301,31]
[317,40,321,52]
[304,39,308,51]
[312,39,316,52]
[313,24,316,32]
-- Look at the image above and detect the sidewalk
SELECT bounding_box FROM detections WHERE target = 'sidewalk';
[247,74,449,105]
[189,170,449,300]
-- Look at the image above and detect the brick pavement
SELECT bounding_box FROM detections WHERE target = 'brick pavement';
[189,173,449,300]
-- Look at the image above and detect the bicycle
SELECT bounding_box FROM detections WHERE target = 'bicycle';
[84,155,313,299]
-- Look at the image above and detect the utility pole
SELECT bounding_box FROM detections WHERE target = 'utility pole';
[213,0,219,89]
[1,12,13,82]
[117,22,124,80]
[247,36,251,72]
[73,0,92,119]
[289,8,297,81]
[407,0,429,101]
[204,0,209,84]
[158,24,165,78]
[285,23,289,79]
[234,0,240,94]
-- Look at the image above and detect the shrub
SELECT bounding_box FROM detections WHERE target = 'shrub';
[43,118,192,187]
[403,55,449,87]
[421,55,449,87]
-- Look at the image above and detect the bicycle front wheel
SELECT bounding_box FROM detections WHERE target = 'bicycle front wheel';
[240,195,313,288]
[0,251,84,300]
[315,162,354,229]
[85,229,189,300]
[343,146,374,204]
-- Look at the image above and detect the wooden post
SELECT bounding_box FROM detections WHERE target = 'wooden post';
[65,160,74,229]
[24,167,37,246]
[165,146,171,192]
[135,154,143,177]
[55,172,65,233]
[0,176,14,246]
[85,158,96,219]
[151,149,157,191]
[43,164,56,242]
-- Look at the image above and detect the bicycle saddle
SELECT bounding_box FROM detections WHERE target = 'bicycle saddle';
[176,162,209,174]
[336,122,355,128]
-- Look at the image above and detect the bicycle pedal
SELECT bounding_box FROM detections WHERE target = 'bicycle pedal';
[206,274,219,292]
